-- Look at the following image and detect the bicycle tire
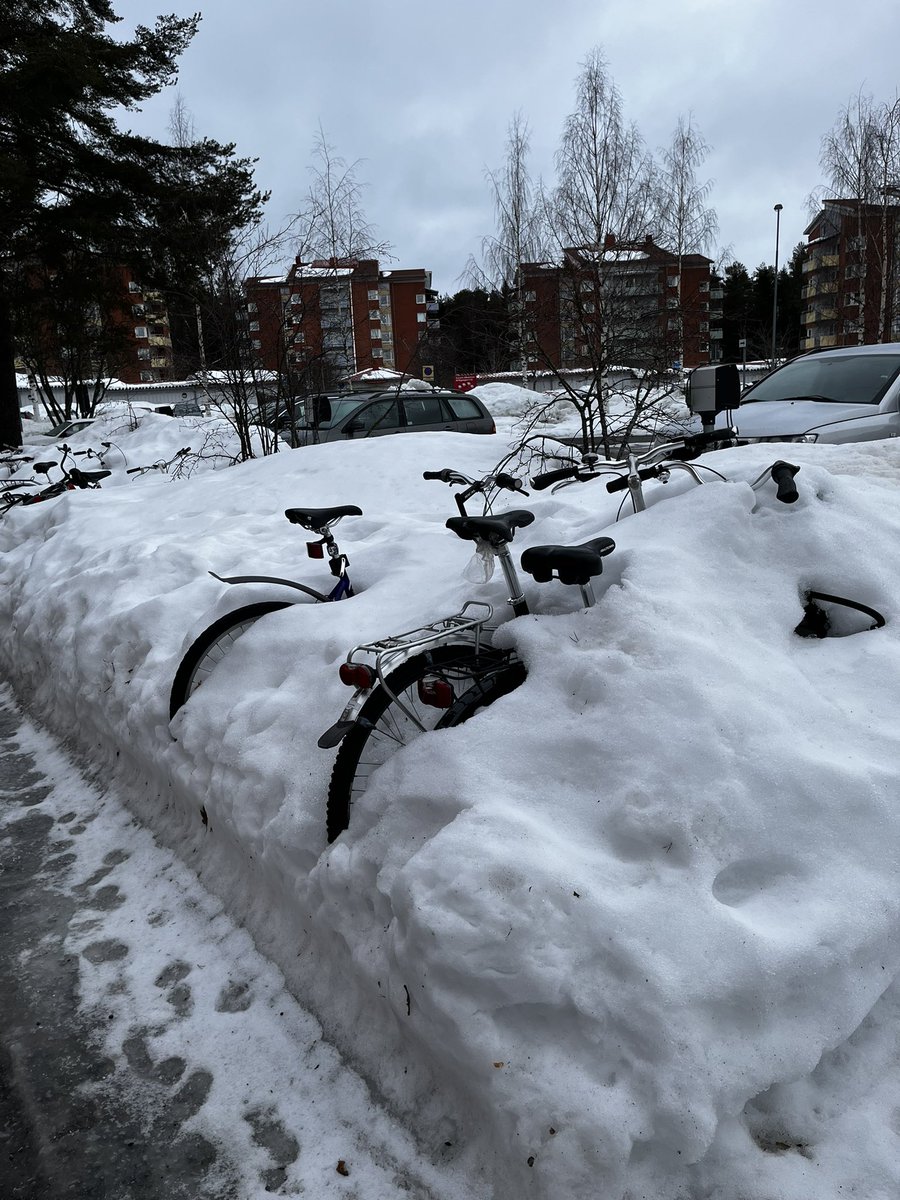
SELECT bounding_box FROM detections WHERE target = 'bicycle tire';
[169,600,293,719]
[325,644,523,842]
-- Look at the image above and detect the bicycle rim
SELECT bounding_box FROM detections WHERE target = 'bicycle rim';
[326,644,516,842]
[169,600,293,719]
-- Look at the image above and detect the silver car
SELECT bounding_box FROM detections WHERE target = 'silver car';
[723,344,900,444]
[280,390,496,447]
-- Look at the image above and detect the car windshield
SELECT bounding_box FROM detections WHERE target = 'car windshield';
[743,353,900,406]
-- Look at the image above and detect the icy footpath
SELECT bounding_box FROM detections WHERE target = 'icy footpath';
[3,413,900,1198]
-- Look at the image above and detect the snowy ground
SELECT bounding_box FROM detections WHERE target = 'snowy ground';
[0,687,478,1199]
[3,385,900,1199]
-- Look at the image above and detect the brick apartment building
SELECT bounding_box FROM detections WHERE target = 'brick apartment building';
[13,263,175,386]
[123,272,175,383]
[518,235,721,374]
[802,199,900,349]
[243,257,439,386]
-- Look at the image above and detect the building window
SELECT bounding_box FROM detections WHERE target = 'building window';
[247,301,258,313]
[134,325,148,338]
[289,294,300,306]
[372,347,383,358]
[132,304,145,317]
[667,275,680,288]
[252,339,261,350]
[371,328,382,339]
[699,321,709,332]
[699,281,710,292]
[417,312,426,323]
[128,281,141,294]
[136,348,151,360]
[249,320,259,331]
[525,290,536,302]
[368,289,379,301]
[415,293,426,304]
[139,370,155,382]
[369,309,379,319]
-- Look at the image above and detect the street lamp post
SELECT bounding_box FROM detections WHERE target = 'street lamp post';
[771,203,783,365]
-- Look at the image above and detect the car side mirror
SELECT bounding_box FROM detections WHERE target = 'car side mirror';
[310,395,332,426]
[343,420,363,436]
[686,364,740,429]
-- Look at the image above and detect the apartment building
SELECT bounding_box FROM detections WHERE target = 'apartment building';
[244,257,438,385]
[123,273,175,383]
[802,199,900,349]
[518,236,721,373]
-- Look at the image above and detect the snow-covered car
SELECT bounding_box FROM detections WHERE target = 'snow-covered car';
[277,390,496,447]
[722,343,900,444]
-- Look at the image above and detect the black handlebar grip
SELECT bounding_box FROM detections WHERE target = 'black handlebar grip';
[770,461,800,504]
[126,466,142,474]
[530,465,580,491]
[494,472,528,495]
[423,469,450,481]
[606,465,660,494]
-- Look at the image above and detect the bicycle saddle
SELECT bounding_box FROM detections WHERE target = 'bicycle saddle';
[445,509,535,546]
[284,505,362,530]
[521,536,616,586]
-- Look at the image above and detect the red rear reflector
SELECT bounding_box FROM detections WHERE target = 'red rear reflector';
[418,677,455,708]
[339,662,374,689]
[307,542,324,558]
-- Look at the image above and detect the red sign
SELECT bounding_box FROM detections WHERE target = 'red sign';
[453,374,478,392]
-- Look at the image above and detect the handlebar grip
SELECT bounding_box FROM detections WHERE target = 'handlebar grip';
[422,470,448,480]
[770,461,800,504]
[530,465,580,491]
[494,472,528,495]
[126,467,142,474]
[606,465,661,494]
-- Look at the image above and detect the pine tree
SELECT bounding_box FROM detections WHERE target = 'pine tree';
[0,1,266,446]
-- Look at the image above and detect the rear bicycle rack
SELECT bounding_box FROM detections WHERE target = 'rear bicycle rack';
[346,600,495,686]
[318,602,495,748]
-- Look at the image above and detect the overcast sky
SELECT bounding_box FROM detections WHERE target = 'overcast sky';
[129,0,900,294]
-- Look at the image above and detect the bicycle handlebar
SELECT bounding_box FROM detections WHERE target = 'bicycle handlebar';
[423,468,528,494]
[770,461,800,504]
[531,464,582,491]
[606,466,661,494]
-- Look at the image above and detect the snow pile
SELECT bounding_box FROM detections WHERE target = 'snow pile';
[2,418,900,1199]
[7,407,269,489]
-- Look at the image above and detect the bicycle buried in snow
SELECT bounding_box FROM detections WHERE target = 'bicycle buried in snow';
[168,503,363,718]
[317,420,808,842]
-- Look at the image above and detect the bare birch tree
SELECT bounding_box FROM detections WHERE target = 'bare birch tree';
[524,48,676,457]
[655,114,718,367]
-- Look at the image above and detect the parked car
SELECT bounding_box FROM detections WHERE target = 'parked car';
[43,418,96,438]
[718,343,900,444]
[277,389,496,447]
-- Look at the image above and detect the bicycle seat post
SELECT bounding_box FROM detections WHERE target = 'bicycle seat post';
[494,541,529,618]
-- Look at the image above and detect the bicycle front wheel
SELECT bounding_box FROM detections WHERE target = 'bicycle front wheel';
[169,600,293,719]
[326,644,523,842]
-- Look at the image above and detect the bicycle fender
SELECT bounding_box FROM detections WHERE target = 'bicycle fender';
[208,572,329,601]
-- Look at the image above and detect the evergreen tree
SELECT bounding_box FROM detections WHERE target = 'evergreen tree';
[0,1,266,446]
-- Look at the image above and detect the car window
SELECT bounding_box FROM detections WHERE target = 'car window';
[347,399,400,432]
[743,353,900,405]
[444,396,483,420]
[402,397,451,426]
